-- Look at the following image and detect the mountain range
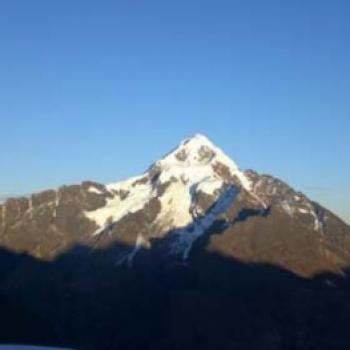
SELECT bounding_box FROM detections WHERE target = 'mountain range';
[1,134,350,350]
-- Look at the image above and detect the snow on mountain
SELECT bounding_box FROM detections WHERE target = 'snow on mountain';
[170,184,238,260]
[85,175,153,236]
[151,133,252,191]
[84,134,256,261]
[83,134,333,264]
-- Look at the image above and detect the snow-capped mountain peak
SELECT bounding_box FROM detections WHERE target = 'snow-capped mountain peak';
[157,134,238,171]
[159,133,234,167]
[80,134,336,265]
[84,134,255,260]
[150,134,252,191]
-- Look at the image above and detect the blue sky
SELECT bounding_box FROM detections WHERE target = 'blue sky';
[0,1,349,223]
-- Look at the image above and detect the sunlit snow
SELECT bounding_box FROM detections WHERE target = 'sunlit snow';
[84,134,264,261]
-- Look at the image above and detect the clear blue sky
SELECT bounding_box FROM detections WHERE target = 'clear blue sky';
[0,1,349,223]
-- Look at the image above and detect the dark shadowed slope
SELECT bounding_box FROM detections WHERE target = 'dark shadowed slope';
[1,242,350,350]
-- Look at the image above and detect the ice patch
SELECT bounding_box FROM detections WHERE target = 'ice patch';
[171,185,238,260]
[86,178,153,236]
[281,201,294,216]
[53,190,60,219]
[250,191,268,209]
[298,205,324,232]
[195,178,223,196]
[155,181,193,232]
[1,204,6,230]
[107,174,146,192]
[116,234,151,266]
[310,209,323,232]
[253,179,263,193]
[305,203,324,233]
[248,178,267,208]
[88,186,103,195]
[28,196,34,219]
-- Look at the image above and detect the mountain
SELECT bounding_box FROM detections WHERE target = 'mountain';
[1,134,350,349]
[1,134,349,276]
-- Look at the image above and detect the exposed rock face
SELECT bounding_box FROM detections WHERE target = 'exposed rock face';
[0,184,100,259]
[219,170,350,277]
[0,134,350,349]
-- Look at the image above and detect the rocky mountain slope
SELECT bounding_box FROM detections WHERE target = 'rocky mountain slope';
[0,134,350,349]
